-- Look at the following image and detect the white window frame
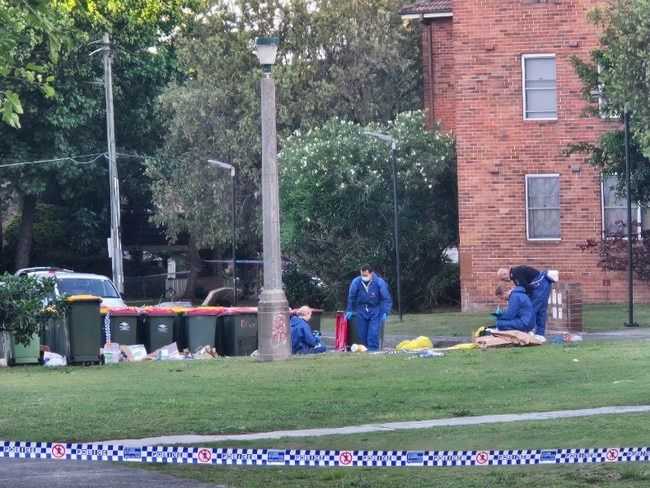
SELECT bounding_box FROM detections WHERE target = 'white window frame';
[592,64,618,119]
[522,54,557,120]
[526,174,561,241]
[601,174,649,238]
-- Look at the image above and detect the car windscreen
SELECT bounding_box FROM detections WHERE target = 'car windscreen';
[56,278,120,298]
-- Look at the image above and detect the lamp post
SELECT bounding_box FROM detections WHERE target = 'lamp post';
[364,131,403,322]
[207,159,237,306]
[255,37,291,361]
[623,107,638,327]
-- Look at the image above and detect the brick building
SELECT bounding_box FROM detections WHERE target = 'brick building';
[401,0,650,310]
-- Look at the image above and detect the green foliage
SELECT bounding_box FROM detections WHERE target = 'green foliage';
[0,0,71,127]
[0,0,202,272]
[282,263,334,310]
[278,111,458,311]
[3,203,108,273]
[0,272,68,346]
[586,0,650,156]
[149,0,423,257]
[569,0,650,278]
[569,0,650,205]
[426,262,460,306]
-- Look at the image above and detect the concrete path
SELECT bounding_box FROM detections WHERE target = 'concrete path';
[106,405,650,447]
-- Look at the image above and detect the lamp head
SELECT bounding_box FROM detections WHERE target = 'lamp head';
[255,37,279,75]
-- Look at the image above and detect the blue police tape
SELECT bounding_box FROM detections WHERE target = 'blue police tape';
[2,442,650,466]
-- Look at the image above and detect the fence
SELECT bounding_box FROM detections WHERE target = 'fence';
[124,272,189,302]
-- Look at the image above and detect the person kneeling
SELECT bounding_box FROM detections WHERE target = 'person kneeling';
[494,285,535,334]
[291,306,327,354]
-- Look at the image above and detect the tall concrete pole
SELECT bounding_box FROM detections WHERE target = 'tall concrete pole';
[256,39,291,362]
[102,33,124,293]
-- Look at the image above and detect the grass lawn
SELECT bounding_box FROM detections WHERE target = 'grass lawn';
[2,303,650,487]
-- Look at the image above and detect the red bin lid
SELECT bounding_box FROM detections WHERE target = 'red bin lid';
[106,308,141,315]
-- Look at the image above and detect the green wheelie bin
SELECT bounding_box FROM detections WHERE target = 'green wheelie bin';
[2,330,41,366]
[345,312,384,350]
[65,295,102,364]
[219,307,258,356]
[140,308,175,352]
[104,308,140,345]
[183,307,225,352]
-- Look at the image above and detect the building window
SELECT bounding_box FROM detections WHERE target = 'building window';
[526,174,560,240]
[522,55,557,120]
[601,175,649,237]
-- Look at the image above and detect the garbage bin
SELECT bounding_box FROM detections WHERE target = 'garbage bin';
[168,306,191,351]
[3,331,41,366]
[219,307,258,356]
[310,308,323,332]
[104,308,140,346]
[65,295,102,364]
[183,307,225,352]
[140,308,175,352]
[346,312,384,350]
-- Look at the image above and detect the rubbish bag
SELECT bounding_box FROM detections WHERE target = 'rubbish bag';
[396,336,433,351]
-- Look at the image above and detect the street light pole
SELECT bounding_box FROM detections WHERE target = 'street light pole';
[364,131,402,322]
[207,159,237,306]
[623,107,638,327]
[255,37,291,361]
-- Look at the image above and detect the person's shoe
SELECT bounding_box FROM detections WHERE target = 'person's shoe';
[533,334,546,343]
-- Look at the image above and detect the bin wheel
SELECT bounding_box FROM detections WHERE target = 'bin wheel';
[7,357,15,367]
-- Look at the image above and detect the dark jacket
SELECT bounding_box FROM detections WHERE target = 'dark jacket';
[509,265,541,294]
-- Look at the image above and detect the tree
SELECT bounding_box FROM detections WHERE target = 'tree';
[148,0,423,297]
[570,0,650,204]
[0,0,68,127]
[0,273,68,348]
[278,111,458,311]
[0,0,201,273]
[569,0,650,280]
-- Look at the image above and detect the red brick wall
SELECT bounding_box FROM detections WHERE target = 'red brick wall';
[423,17,455,132]
[428,0,650,310]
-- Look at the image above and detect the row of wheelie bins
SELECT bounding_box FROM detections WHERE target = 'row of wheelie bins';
[36,301,261,365]
[100,306,259,357]
[7,302,326,366]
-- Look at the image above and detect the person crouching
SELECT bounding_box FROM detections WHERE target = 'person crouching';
[290,306,327,354]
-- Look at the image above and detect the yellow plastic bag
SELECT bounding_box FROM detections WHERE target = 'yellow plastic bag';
[396,336,433,351]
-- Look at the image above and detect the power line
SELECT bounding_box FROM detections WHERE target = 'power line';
[0,153,105,168]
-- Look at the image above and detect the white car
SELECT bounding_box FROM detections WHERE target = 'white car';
[15,267,127,309]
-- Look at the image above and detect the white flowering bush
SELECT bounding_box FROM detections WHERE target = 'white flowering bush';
[279,111,458,310]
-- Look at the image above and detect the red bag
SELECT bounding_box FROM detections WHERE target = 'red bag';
[335,312,348,351]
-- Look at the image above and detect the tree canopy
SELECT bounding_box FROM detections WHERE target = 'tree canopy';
[148,0,423,274]
[0,0,201,273]
[570,0,650,205]
[278,111,458,311]
[0,0,70,127]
